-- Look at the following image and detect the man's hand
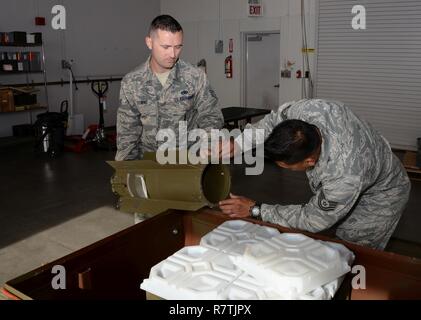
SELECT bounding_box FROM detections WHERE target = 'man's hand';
[200,138,240,160]
[219,193,256,218]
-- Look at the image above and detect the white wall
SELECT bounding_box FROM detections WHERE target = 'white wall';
[160,0,317,109]
[0,0,160,137]
[0,0,317,137]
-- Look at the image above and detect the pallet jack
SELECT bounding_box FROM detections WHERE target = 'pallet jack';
[65,80,116,153]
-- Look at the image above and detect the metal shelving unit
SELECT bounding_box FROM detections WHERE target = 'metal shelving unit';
[0,34,49,128]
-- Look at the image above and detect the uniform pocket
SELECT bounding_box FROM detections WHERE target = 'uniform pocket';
[135,94,156,119]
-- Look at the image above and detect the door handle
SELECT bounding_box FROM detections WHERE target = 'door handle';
[274,84,280,88]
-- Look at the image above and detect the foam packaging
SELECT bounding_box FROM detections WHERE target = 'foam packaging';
[140,220,354,300]
[231,232,351,298]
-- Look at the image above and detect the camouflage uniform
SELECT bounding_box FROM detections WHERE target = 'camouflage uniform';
[116,57,223,160]
[240,99,411,250]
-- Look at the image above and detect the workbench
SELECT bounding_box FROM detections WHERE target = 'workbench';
[221,107,271,129]
[3,208,421,300]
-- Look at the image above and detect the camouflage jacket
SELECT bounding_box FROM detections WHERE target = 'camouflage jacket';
[115,58,223,160]
[240,99,411,249]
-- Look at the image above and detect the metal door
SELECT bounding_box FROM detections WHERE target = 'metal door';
[244,32,280,112]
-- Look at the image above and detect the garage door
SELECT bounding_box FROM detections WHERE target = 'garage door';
[315,0,421,150]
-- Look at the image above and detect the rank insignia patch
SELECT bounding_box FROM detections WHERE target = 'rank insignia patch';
[318,190,338,211]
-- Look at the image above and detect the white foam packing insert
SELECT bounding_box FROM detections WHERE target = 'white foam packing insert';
[231,233,352,298]
[200,220,281,256]
[141,220,354,300]
[140,245,284,300]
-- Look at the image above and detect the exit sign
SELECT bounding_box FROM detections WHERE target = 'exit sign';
[248,4,263,16]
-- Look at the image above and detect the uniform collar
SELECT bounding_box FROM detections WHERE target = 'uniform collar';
[144,56,181,86]
[167,60,181,84]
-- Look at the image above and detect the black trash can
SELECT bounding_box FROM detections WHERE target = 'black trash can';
[34,102,68,157]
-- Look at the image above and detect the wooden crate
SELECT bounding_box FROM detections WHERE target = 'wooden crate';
[0,89,14,112]
[2,209,421,300]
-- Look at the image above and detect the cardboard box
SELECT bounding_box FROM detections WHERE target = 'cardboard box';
[0,89,14,112]
[26,34,35,44]
[14,93,37,106]
[31,32,42,45]
[11,31,26,45]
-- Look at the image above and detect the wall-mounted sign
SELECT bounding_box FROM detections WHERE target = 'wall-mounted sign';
[301,48,315,53]
[248,0,263,17]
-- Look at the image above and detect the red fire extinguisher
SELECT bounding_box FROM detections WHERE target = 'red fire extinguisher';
[225,55,233,78]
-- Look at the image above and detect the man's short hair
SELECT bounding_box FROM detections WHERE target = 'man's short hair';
[149,15,183,35]
[264,119,321,164]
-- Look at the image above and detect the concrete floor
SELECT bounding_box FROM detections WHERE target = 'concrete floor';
[0,142,133,286]
[1,141,420,287]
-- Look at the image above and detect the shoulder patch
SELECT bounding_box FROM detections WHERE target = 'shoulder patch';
[318,190,338,211]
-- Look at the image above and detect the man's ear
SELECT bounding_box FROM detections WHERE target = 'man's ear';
[145,36,152,50]
[305,157,316,167]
